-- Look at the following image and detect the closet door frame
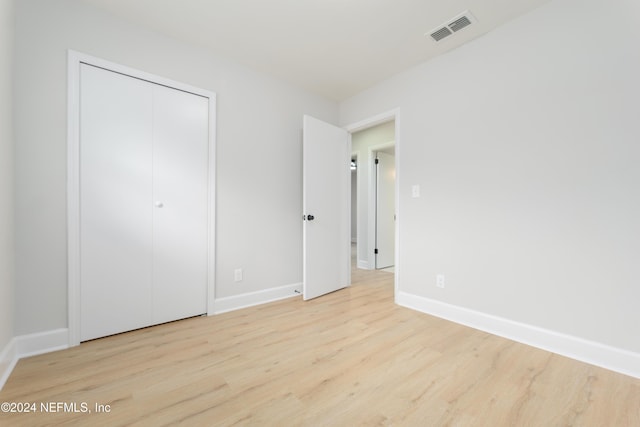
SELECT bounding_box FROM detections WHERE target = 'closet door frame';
[67,50,217,346]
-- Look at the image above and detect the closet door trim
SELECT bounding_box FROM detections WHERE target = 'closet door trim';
[67,50,217,346]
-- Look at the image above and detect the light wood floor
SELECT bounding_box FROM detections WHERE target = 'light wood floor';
[1,267,639,426]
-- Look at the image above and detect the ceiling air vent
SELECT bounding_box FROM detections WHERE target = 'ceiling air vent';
[449,16,472,32]
[431,27,452,42]
[427,11,476,42]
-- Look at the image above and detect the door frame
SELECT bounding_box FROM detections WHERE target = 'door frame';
[350,152,358,246]
[66,50,217,346]
[372,145,396,269]
[352,149,368,270]
[345,109,400,300]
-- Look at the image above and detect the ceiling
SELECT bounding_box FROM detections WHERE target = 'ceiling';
[78,0,551,101]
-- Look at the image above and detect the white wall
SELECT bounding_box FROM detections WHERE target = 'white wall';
[341,0,640,354]
[0,0,15,360]
[351,121,395,268]
[0,0,15,363]
[13,0,338,335]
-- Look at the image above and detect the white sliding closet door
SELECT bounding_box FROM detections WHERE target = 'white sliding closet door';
[79,64,208,341]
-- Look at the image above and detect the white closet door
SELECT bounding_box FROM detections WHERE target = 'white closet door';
[80,64,154,341]
[79,64,209,341]
[151,85,208,324]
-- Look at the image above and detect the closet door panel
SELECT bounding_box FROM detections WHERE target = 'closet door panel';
[80,65,154,341]
[151,85,209,323]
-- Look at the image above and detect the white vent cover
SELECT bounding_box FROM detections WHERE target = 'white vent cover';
[427,11,476,42]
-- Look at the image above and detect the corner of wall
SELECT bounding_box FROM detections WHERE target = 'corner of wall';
[0,329,69,391]
[0,0,16,393]
[0,338,18,390]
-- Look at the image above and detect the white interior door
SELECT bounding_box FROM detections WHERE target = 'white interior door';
[80,64,154,340]
[303,115,351,300]
[151,85,209,324]
[375,152,395,269]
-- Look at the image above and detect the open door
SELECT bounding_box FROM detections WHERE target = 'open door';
[303,115,351,300]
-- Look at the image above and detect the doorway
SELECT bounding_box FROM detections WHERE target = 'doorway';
[346,111,398,291]
[351,153,358,258]
[374,148,395,271]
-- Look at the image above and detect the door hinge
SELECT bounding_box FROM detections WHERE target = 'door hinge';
[375,158,379,164]
[374,248,379,254]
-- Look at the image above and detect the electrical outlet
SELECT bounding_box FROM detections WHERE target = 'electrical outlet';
[436,274,445,288]
[234,268,243,282]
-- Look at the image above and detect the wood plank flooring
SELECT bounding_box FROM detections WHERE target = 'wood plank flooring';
[1,267,639,426]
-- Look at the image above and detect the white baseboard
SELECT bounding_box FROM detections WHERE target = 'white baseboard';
[15,328,69,358]
[397,291,640,379]
[0,328,69,390]
[212,283,302,315]
[357,260,369,269]
[0,338,18,390]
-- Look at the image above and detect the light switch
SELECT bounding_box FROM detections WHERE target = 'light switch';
[411,185,420,198]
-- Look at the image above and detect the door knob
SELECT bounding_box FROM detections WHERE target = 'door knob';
[307,214,315,221]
